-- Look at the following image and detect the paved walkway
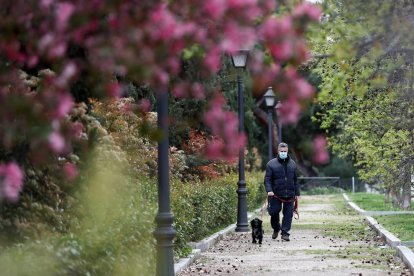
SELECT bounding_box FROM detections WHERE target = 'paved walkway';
[178,195,411,275]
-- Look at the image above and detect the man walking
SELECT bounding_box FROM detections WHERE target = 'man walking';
[264,142,299,241]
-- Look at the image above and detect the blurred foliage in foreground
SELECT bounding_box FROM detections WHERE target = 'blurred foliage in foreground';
[0,98,265,275]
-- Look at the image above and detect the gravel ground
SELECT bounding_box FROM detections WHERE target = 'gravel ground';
[178,195,411,276]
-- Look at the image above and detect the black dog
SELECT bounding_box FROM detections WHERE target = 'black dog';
[250,218,263,244]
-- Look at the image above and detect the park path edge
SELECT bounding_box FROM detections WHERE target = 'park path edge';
[174,203,267,275]
[342,193,414,275]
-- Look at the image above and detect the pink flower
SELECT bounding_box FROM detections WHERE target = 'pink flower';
[312,135,330,164]
[106,83,122,98]
[260,16,292,40]
[2,41,25,64]
[56,2,75,31]
[203,0,227,20]
[293,2,322,21]
[295,78,314,98]
[27,55,39,68]
[228,0,257,14]
[38,33,54,51]
[138,99,151,113]
[48,131,65,153]
[154,69,169,86]
[108,13,119,29]
[203,95,226,131]
[171,82,204,99]
[205,139,225,160]
[149,4,178,41]
[63,162,78,182]
[223,112,239,138]
[204,94,246,161]
[122,102,133,114]
[0,162,24,202]
[261,0,276,11]
[41,0,54,8]
[221,24,255,53]
[226,133,246,160]
[191,83,205,99]
[259,17,279,40]
[71,122,84,138]
[175,22,197,38]
[276,16,293,36]
[48,42,67,59]
[275,97,301,124]
[56,93,74,118]
[276,68,314,100]
[204,47,221,73]
[172,83,187,98]
[293,41,311,63]
[57,62,78,87]
[167,57,180,74]
[269,41,292,61]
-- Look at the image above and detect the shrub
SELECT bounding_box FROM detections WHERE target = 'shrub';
[0,157,158,276]
[171,170,265,257]
[90,98,188,180]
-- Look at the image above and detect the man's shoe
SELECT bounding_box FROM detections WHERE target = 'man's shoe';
[272,230,278,239]
[281,234,290,241]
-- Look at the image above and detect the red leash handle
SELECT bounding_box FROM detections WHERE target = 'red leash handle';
[293,198,299,220]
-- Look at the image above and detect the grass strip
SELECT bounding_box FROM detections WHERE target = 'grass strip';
[374,214,414,241]
[348,193,413,211]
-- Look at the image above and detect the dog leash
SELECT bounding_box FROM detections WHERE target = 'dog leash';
[260,195,267,219]
[270,195,300,220]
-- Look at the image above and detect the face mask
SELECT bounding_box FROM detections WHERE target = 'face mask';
[279,152,288,159]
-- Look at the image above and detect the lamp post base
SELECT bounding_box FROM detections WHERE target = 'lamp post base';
[154,213,176,276]
[235,180,249,232]
[235,224,249,232]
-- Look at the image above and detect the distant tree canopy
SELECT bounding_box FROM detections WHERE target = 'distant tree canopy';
[311,0,414,208]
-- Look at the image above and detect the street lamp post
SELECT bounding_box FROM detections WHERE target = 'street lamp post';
[231,49,249,233]
[275,101,282,143]
[264,87,276,162]
[154,90,176,276]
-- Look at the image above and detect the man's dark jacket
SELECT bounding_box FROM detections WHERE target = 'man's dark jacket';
[264,155,299,198]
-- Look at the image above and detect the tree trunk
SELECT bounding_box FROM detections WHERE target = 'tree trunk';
[402,170,412,210]
[391,187,399,208]
[396,186,403,209]
[384,187,390,204]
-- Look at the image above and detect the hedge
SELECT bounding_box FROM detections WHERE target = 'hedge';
[0,168,265,275]
[171,171,265,257]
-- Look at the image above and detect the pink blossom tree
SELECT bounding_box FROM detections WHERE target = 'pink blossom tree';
[0,0,321,201]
